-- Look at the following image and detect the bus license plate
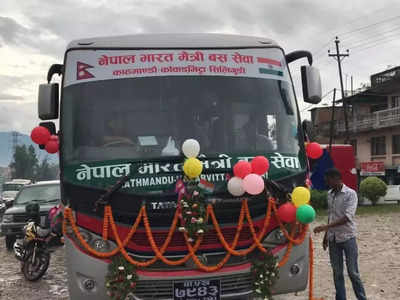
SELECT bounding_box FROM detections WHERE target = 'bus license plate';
[173,279,220,300]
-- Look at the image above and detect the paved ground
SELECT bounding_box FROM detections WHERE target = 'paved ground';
[0,212,399,300]
[0,237,69,300]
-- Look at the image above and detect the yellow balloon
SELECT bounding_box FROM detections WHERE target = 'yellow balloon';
[291,187,311,207]
[183,158,203,178]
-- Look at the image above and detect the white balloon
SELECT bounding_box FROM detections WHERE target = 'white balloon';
[182,139,200,158]
[228,177,245,196]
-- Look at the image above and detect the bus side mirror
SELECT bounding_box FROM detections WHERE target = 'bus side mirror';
[301,66,322,104]
[38,83,59,120]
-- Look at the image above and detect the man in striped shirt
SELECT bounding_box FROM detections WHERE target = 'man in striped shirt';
[314,168,367,300]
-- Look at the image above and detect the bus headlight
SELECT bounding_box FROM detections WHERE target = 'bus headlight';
[78,229,93,244]
[77,228,116,252]
[262,227,288,247]
[2,214,14,223]
[92,238,114,252]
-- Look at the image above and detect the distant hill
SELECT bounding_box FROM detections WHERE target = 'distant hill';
[0,132,59,167]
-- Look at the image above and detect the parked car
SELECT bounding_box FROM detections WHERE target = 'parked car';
[2,179,32,192]
[0,180,60,250]
[1,190,19,208]
[0,198,6,217]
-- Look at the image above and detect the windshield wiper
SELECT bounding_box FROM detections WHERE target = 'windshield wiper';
[94,165,138,211]
[278,81,294,115]
[25,199,59,204]
[42,198,60,203]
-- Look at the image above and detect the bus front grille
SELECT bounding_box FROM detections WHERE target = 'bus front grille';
[131,226,258,248]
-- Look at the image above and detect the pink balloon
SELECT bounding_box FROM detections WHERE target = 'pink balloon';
[242,174,265,195]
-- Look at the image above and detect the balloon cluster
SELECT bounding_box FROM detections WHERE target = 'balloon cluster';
[305,142,323,159]
[277,186,316,224]
[227,156,270,196]
[31,126,59,154]
[182,139,203,178]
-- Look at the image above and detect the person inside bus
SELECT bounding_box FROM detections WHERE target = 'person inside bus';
[102,117,135,146]
[171,91,223,154]
[238,112,274,152]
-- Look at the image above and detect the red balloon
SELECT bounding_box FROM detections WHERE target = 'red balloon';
[277,202,297,223]
[45,140,59,154]
[31,126,50,145]
[233,161,252,179]
[49,135,59,142]
[251,156,270,175]
[306,142,323,159]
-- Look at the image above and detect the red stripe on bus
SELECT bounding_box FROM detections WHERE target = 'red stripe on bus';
[137,263,251,277]
[257,57,282,66]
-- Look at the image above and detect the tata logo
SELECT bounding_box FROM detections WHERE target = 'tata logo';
[77,61,95,80]
[149,201,177,210]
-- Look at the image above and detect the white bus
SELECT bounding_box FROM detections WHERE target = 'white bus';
[38,33,321,299]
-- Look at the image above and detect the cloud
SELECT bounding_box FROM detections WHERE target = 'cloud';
[0,101,37,133]
[0,16,28,45]
[0,74,22,87]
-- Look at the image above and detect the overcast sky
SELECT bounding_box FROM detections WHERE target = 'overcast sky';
[1,0,400,134]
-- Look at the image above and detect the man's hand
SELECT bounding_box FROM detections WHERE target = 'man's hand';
[313,225,328,234]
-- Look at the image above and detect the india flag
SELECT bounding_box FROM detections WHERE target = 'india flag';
[198,179,215,193]
[257,57,284,77]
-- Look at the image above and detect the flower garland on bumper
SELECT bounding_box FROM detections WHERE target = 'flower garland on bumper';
[251,251,280,300]
[177,179,208,242]
[105,254,138,300]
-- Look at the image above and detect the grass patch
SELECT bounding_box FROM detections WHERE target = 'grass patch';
[316,204,400,218]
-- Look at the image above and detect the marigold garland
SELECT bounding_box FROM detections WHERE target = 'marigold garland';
[63,198,307,267]
[271,201,309,245]
[63,196,320,300]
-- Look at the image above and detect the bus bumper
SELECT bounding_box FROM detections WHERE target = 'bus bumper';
[65,235,309,300]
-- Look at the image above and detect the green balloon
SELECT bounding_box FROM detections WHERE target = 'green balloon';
[296,204,316,224]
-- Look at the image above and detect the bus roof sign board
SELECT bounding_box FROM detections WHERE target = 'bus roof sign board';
[64,48,289,87]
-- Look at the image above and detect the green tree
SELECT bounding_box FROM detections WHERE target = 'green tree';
[359,177,387,206]
[35,157,51,181]
[35,156,59,181]
[49,164,60,179]
[310,189,328,209]
[9,145,38,179]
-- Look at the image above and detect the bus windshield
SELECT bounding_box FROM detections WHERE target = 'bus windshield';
[62,76,301,164]
[14,184,60,205]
